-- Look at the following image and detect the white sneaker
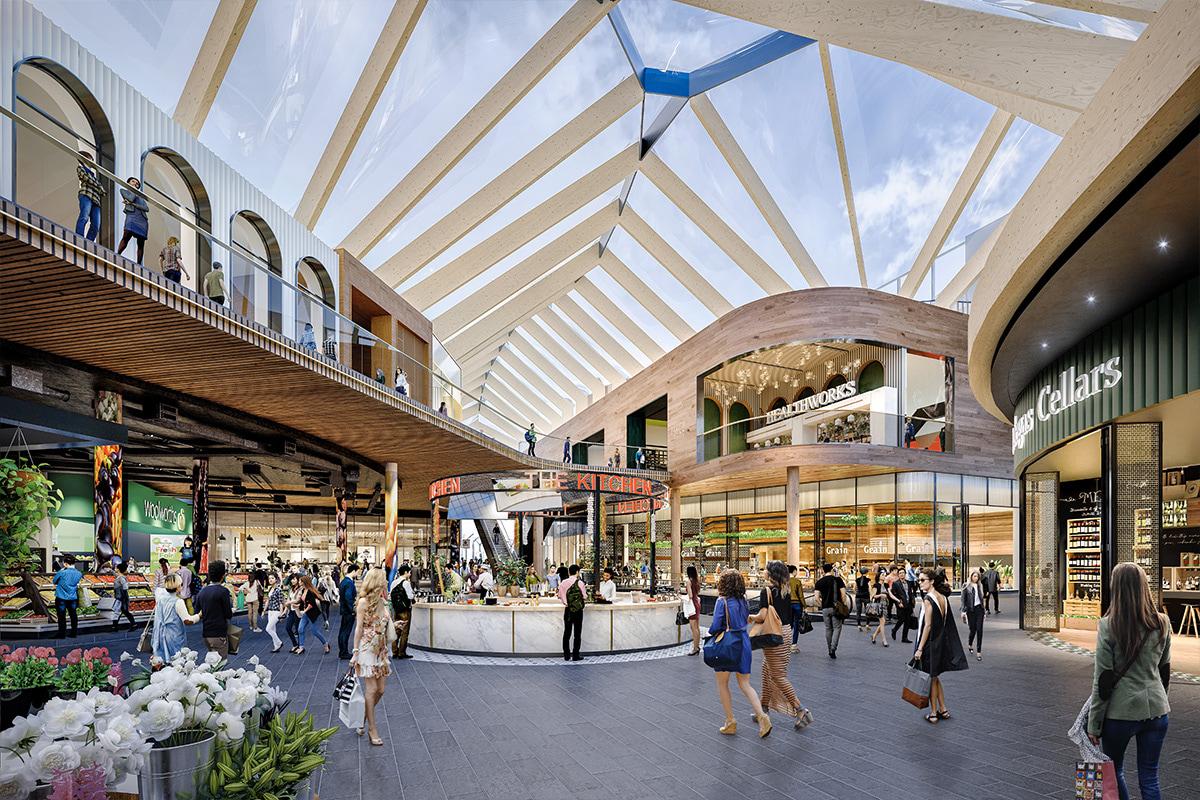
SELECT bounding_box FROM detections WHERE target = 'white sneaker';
[790,644,799,653]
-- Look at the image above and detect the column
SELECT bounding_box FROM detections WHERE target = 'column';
[192,457,210,572]
[787,466,801,567]
[622,523,629,567]
[532,516,544,574]
[383,462,399,580]
[670,488,682,586]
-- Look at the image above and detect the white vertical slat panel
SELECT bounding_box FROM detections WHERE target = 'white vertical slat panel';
[0,0,338,303]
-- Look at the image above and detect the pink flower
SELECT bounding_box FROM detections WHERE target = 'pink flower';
[0,645,9,656]
[12,647,27,660]
[101,657,112,666]
[47,657,58,666]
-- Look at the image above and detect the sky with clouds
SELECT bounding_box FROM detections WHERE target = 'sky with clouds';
[32,0,1145,436]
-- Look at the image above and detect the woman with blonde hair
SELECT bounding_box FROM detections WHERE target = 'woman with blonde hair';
[150,573,200,663]
[351,567,392,746]
[707,569,770,737]
[749,560,813,730]
[1086,563,1171,800]
[159,235,189,284]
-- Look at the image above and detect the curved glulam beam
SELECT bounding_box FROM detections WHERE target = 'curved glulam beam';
[518,326,607,401]
[818,42,867,287]
[294,0,427,228]
[575,277,666,360]
[617,207,732,317]
[677,0,1129,112]
[934,217,1006,308]
[508,333,593,408]
[554,295,644,375]
[597,251,695,342]
[173,0,258,136]
[376,75,642,285]
[402,143,637,306]
[539,311,626,386]
[338,0,617,256]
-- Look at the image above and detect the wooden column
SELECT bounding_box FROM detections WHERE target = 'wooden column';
[787,466,801,567]
[670,488,682,586]
[383,462,399,580]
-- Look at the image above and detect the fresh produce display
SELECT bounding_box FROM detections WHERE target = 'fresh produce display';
[129,599,155,613]
[206,711,336,800]
[0,585,21,597]
[0,610,36,621]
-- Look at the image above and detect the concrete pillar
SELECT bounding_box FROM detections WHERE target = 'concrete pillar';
[787,466,801,567]
[532,516,544,574]
[670,488,682,586]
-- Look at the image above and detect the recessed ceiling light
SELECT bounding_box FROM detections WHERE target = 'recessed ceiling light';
[1041,342,1048,349]
[1086,294,1096,304]
[1157,238,1170,252]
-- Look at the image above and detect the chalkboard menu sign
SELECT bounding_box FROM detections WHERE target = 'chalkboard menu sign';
[1060,479,1103,520]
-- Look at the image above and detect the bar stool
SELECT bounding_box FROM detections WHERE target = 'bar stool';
[1178,604,1200,637]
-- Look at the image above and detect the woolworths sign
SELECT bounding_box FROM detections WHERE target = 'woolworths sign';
[125,481,191,534]
[1011,277,1199,467]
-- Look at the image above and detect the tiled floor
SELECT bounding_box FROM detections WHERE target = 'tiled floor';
[8,612,1198,800]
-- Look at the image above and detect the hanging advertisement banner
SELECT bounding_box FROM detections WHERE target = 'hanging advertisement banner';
[94,391,123,565]
[335,489,349,564]
[191,458,209,573]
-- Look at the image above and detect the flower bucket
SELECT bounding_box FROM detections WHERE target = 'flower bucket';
[137,729,215,800]
[0,685,53,730]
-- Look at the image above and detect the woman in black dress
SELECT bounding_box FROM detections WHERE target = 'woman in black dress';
[913,566,968,723]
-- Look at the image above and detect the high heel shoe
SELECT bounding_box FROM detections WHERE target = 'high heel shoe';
[688,649,700,656]
[719,718,737,735]
[757,714,772,738]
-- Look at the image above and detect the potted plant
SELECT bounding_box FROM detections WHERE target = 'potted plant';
[495,557,527,596]
[0,458,63,578]
[204,711,336,800]
[0,645,59,729]
[53,648,114,699]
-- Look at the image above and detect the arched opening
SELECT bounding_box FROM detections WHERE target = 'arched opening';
[13,58,116,248]
[702,398,722,460]
[824,374,848,391]
[141,147,212,293]
[295,257,337,350]
[728,402,750,454]
[857,360,885,392]
[229,211,283,331]
[795,387,815,402]
[768,397,788,412]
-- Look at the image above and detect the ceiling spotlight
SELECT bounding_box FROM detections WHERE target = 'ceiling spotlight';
[1086,294,1096,304]
[1157,238,1170,252]
[1040,342,1049,349]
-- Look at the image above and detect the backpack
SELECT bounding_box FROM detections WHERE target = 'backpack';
[566,579,585,614]
[524,430,535,443]
[390,579,412,613]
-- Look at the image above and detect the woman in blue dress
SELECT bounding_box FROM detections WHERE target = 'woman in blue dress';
[150,573,200,663]
[116,177,149,265]
[708,569,771,737]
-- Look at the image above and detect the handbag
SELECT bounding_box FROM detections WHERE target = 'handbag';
[332,669,357,702]
[675,609,688,626]
[833,589,850,620]
[749,590,784,650]
[385,614,398,647]
[137,618,153,654]
[794,612,813,635]
[901,659,931,708]
[1074,761,1119,800]
[865,600,884,619]
[227,623,244,655]
[702,598,746,672]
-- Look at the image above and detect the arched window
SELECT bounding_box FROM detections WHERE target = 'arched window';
[229,211,283,331]
[702,398,722,460]
[768,397,788,412]
[857,361,885,392]
[824,374,848,391]
[295,257,337,349]
[728,402,750,454]
[14,59,116,247]
[141,147,212,292]
[795,387,815,402]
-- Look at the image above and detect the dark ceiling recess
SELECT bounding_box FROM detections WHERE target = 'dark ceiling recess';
[991,121,1199,417]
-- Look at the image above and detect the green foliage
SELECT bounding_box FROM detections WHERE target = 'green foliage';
[0,647,58,689]
[0,459,63,577]
[54,649,112,694]
[495,557,528,588]
[205,711,336,800]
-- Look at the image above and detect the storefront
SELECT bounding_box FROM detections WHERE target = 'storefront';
[1016,277,1200,632]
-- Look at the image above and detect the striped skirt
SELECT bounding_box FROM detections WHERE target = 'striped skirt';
[760,624,800,715]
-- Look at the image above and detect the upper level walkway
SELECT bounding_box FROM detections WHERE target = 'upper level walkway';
[0,199,666,508]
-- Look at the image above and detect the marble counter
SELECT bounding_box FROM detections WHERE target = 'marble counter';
[408,598,684,656]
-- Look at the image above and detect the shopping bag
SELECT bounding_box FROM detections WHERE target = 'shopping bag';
[137,619,153,654]
[1074,761,1119,800]
[227,624,244,655]
[901,660,931,708]
[675,609,688,626]
[332,669,357,702]
[338,683,365,730]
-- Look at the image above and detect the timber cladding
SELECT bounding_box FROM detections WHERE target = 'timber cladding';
[551,288,1015,492]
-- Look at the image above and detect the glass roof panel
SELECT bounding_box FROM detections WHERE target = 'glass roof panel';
[706,45,859,286]
[617,0,773,72]
[587,266,681,350]
[521,317,607,384]
[392,107,639,288]
[367,20,630,263]
[545,304,631,378]
[946,119,1061,245]
[199,0,394,212]
[32,0,218,115]
[928,0,1146,40]
[314,0,574,245]
[604,226,715,331]
[501,344,579,400]
[829,45,995,289]
[626,170,766,308]
[566,289,652,365]
[529,313,619,384]
[652,103,804,289]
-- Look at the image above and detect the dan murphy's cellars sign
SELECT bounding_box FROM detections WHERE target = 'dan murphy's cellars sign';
[1010,277,1199,466]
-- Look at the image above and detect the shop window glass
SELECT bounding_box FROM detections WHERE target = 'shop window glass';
[822,505,856,567]
[988,477,1014,507]
[295,256,337,346]
[934,502,964,586]
[897,472,934,502]
[896,501,934,569]
[728,402,750,453]
[230,210,283,332]
[1023,472,1061,631]
[963,475,989,506]
[821,478,855,507]
[967,505,1016,589]
[936,473,962,504]
[904,351,952,452]
[141,148,211,294]
[858,500,895,568]
[856,474,895,505]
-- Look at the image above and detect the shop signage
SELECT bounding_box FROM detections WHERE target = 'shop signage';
[611,497,665,515]
[766,381,858,423]
[125,481,191,535]
[1011,277,1199,465]
[430,472,661,500]
[1012,358,1122,455]
[429,476,461,501]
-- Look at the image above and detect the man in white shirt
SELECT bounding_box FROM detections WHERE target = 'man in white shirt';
[475,564,495,597]
[598,568,617,603]
[389,564,415,659]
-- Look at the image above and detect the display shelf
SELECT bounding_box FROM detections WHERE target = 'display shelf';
[1066,517,1103,618]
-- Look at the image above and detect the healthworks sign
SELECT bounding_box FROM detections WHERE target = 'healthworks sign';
[1010,277,1200,466]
